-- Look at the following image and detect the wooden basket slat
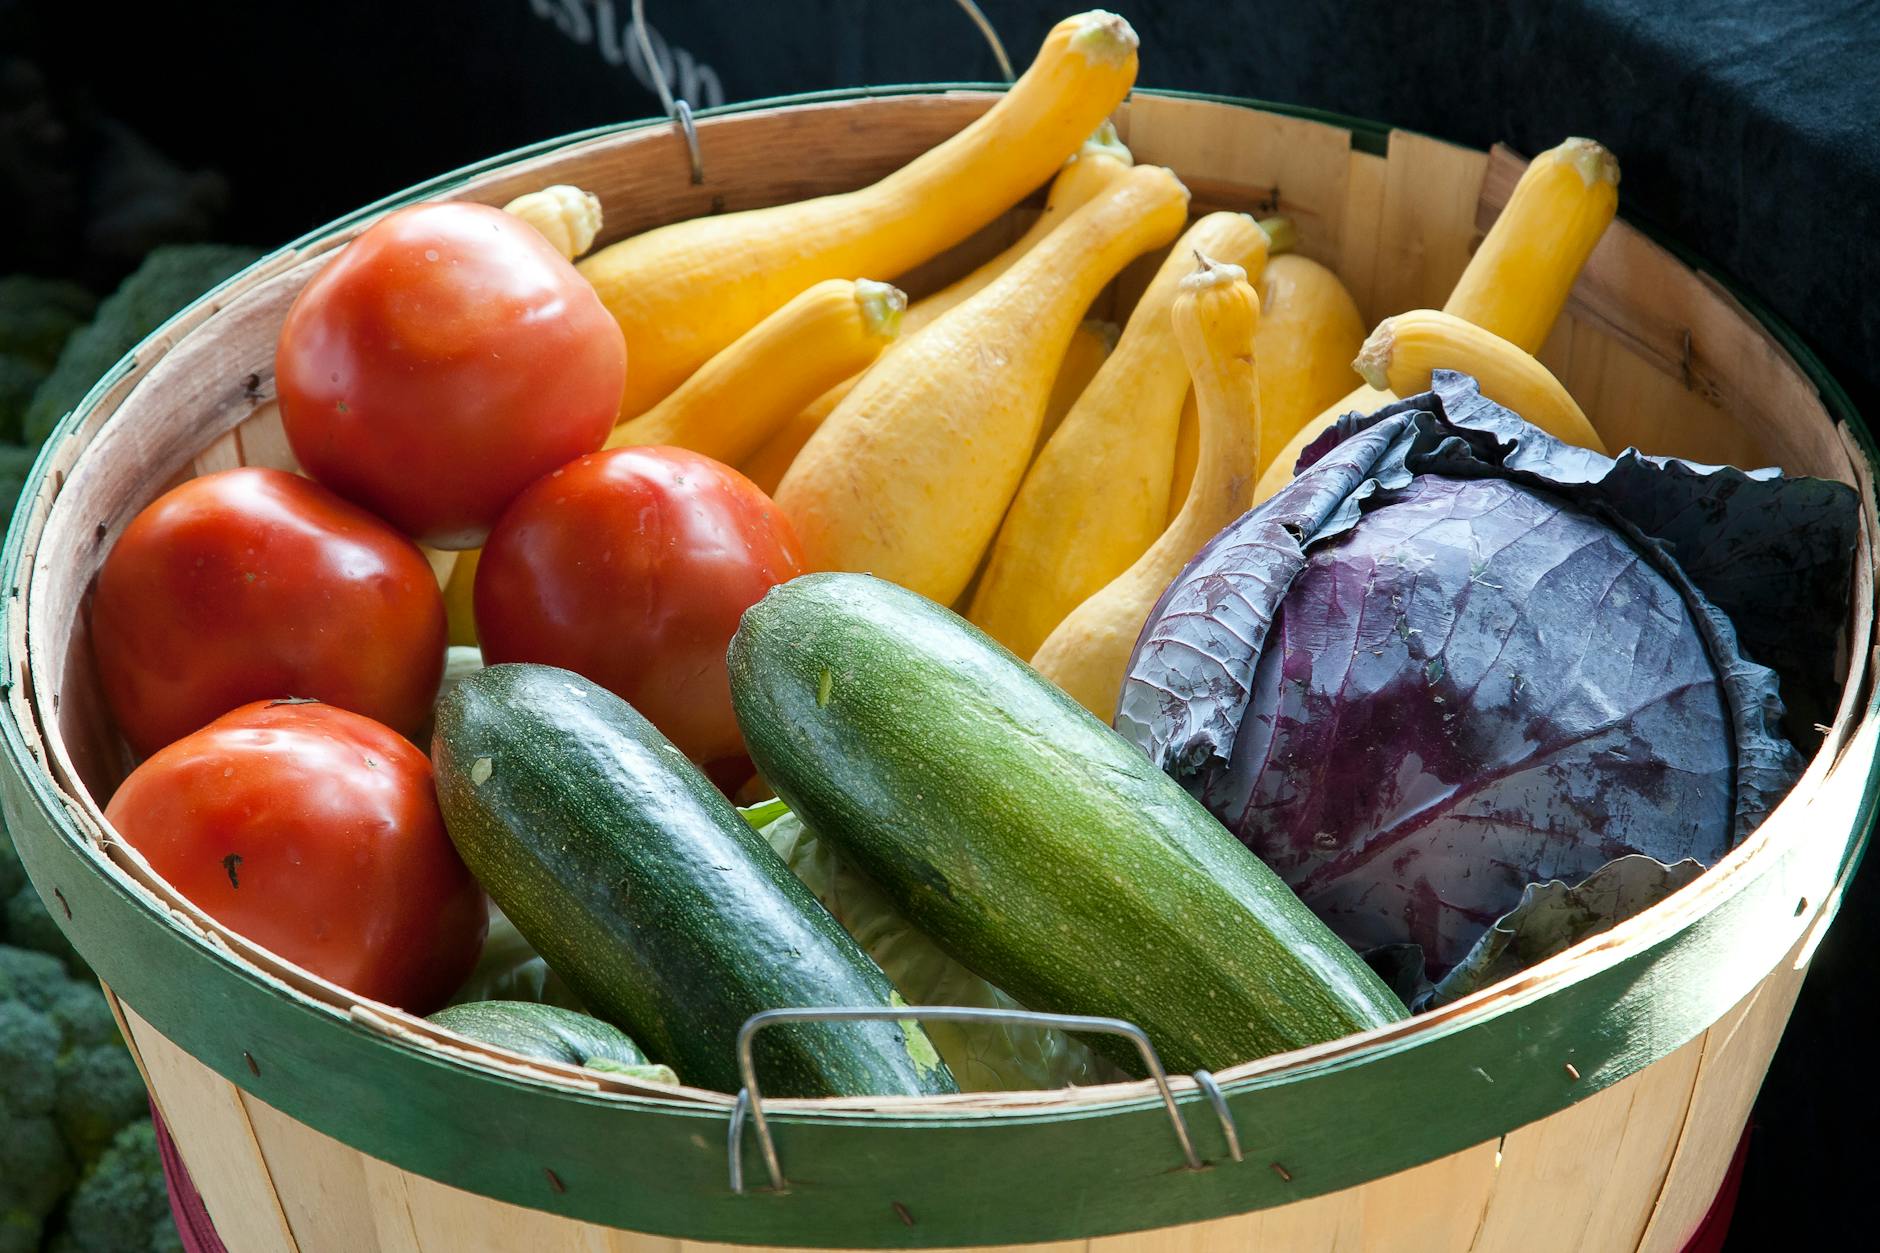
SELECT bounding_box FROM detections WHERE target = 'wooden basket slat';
[121,1004,301,1253]
[1114,96,1356,269]
[243,1091,384,1253]
[1337,150,1392,326]
[1634,933,1814,1252]
[1369,132,1491,325]
[1469,1036,1704,1252]
[234,401,298,475]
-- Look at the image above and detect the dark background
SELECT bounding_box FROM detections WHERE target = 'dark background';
[5,0,1877,1245]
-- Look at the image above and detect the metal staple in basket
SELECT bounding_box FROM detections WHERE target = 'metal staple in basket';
[630,0,1014,186]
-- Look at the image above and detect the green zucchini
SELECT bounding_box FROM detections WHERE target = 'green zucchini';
[428,1000,679,1085]
[432,664,956,1099]
[727,574,1407,1074]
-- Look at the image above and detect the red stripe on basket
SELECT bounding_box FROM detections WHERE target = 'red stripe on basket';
[1678,1122,1753,1253]
[152,1101,230,1253]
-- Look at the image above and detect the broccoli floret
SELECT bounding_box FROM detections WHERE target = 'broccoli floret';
[1,951,78,1252]
[23,244,257,445]
[1,442,37,533]
[0,820,23,903]
[0,277,97,366]
[48,1122,182,1253]
[0,820,89,977]
[0,947,158,1250]
[1,1113,72,1253]
[0,277,97,445]
[51,982,149,1164]
[1,358,45,446]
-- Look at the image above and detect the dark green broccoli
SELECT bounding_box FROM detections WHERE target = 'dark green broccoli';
[0,278,97,365]
[22,244,257,446]
[0,277,97,445]
[2,949,80,1253]
[49,1122,182,1253]
[1,820,86,976]
[2,441,39,529]
[0,947,155,1251]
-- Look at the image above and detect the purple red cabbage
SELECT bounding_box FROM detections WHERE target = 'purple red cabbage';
[1117,372,1858,1005]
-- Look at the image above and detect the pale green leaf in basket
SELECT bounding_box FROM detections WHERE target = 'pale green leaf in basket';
[743,805,1123,1093]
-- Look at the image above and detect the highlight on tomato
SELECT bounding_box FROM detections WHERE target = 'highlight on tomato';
[103,700,487,1014]
[275,201,627,549]
[473,445,804,772]
[91,466,447,758]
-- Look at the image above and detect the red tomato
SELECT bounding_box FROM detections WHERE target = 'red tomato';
[103,701,486,1013]
[475,447,803,768]
[275,201,626,549]
[92,467,446,757]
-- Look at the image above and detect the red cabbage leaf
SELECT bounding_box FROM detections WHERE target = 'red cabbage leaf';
[1118,373,1855,980]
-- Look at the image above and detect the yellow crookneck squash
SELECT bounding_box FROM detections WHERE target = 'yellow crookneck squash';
[1037,317,1118,455]
[1032,253,1262,718]
[968,210,1271,659]
[606,278,905,465]
[745,124,1135,493]
[580,11,1141,419]
[1251,135,1621,504]
[1354,309,1604,450]
[1168,251,1364,518]
[774,163,1191,604]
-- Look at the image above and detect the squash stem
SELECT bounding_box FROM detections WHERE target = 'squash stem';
[853,280,908,340]
[1068,11,1139,64]
[1354,319,1395,391]
[1077,119,1134,167]
[1258,215,1298,256]
[1559,137,1621,188]
[1181,250,1248,293]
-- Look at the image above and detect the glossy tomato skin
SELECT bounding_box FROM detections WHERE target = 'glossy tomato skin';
[475,447,804,768]
[275,202,625,549]
[92,466,446,758]
[103,701,487,1013]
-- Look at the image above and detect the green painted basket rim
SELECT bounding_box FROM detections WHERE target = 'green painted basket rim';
[3,85,1877,1248]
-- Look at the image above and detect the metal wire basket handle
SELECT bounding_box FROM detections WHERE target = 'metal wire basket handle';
[630,0,1014,186]
[728,1005,1246,1194]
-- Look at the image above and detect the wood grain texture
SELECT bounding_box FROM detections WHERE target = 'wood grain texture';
[243,1092,384,1253]
[1370,131,1490,320]
[1339,151,1391,325]
[1470,1038,1703,1252]
[1635,943,1814,1253]
[0,89,1874,1251]
[121,1005,300,1253]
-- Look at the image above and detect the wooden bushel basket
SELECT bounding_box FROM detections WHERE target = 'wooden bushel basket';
[3,88,1876,1253]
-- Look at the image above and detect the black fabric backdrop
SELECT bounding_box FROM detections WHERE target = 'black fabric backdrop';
[4,0,1878,1245]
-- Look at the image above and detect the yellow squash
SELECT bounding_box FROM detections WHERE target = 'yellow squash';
[580,11,1140,417]
[906,122,1134,334]
[500,185,603,261]
[775,164,1191,603]
[1032,254,1262,718]
[741,387,840,497]
[1166,391,1201,524]
[1443,137,1620,355]
[754,126,1135,488]
[968,211,1270,658]
[443,547,479,648]
[1169,251,1365,517]
[1037,318,1118,455]
[606,278,904,465]
[1354,309,1605,450]
[1252,135,1621,504]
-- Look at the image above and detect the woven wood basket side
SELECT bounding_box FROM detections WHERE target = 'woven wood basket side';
[2,89,1873,1252]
